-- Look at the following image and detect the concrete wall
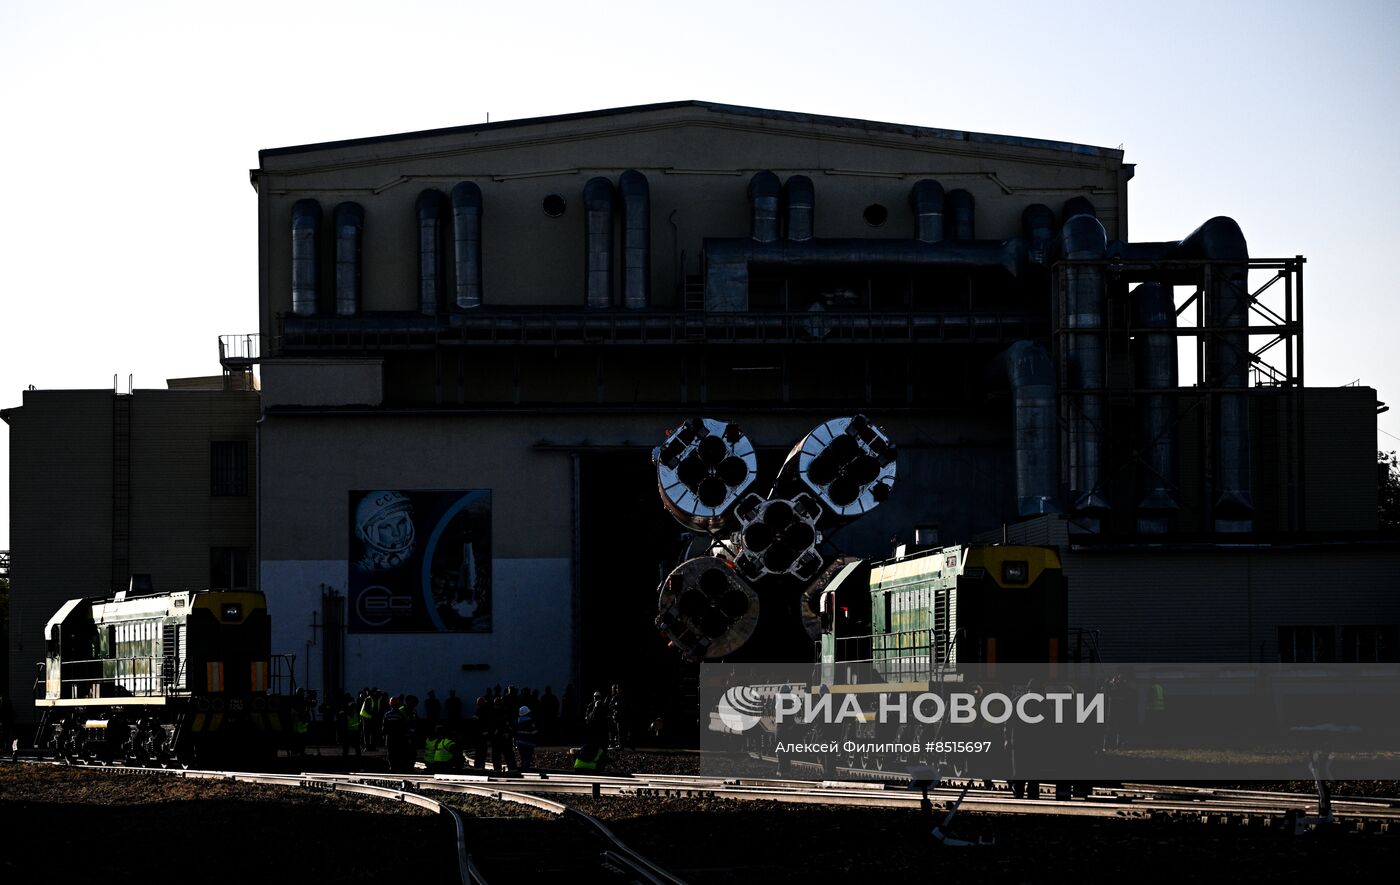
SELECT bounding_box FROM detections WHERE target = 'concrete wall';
[981,515,1400,662]
[257,408,1018,698]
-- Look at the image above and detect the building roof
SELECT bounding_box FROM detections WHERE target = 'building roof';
[258,100,1120,163]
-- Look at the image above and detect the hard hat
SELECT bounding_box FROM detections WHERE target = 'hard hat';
[518,706,530,717]
[389,695,402,708]
[593,691,604,698]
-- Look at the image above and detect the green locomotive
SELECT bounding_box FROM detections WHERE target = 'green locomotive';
[34,587,294,766]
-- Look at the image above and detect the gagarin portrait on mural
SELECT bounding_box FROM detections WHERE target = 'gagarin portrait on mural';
[349,489,492,633]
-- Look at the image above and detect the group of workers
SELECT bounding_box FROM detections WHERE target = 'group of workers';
[318,683,616,774]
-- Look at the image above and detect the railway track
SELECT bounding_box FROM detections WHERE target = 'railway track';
[13,759,686,885]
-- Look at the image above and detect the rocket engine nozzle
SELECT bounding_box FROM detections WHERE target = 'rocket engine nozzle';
[730,492,825,583]
[775,415,897,521]
[654,556,760,661]
[654,418,758,533]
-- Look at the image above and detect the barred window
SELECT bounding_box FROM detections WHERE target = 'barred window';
[210,547,250,590]
[211,440,248,496]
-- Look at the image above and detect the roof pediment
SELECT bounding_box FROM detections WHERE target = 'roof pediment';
[257,101,1121,173]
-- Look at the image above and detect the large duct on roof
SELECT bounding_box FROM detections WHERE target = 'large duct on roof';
[416,189,446,315]
[1062,196,1097,222]
[1061,213,1111,527]
[784,175,814,242]
[1132,283,1179,534]
[702,237,1026,311]
[946,189,975,240]
[583,176,614,309]
[1021,204,1056,267]
[748,171,781,243]
[619,169,650,309]
[333,202,363,317]
[291,199,321,317]
[450,182,483,310]
[910,179,945,243]
[1110,216,1252,532]
[994,341,1061,517]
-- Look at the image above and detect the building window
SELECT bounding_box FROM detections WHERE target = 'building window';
[210,547,250,590]
[1278,626,1335,663]
[211,441,248,496]
[1340,625,1399,663]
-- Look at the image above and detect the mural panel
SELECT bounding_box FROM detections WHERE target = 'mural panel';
[348,489,492,632]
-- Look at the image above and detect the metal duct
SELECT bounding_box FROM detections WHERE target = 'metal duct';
[291,199,321,317]
[772,414,897,524]
[1132,283,1179,534]
[619,169,650,309]
[1106,217,1252,531]
[994,341,1061,517]
[748,171,781,243]
[655,555,760,661]
[946,188,975,240]
[333,202,363,317]
[583,176,614,309]
[730,492,825,583]
[416,189,446,315]
[654,417,759,532]
[1061,213,1111,526]
[702,236,1026,311]
[910,179,945,243]
[784,175,814,242]
[1062,196,1097,221]
[1186,217,1252,532]
[1021,204,1056,267]
[450,181,483,310]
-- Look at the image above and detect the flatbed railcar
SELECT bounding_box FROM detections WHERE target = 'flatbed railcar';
[34,587,294,766]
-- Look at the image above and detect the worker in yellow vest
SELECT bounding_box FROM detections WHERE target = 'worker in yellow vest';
[571,743,607,772]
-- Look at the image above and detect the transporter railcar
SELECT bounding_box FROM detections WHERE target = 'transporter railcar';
[34,587,294,766]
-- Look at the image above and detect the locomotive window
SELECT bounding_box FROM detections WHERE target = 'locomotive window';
[1001,561,1028,584]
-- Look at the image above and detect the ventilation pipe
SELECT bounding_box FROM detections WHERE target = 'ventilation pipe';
[619,169,650,309]
[291,199,321,317]
[1109,216,1252,532]
[416,189,446,315]
[994,341,1061,517]
[1187,218,1252,532]
[748,171,781,243]
[583,176,615,309]
[1132,282,1179,533]
[332,202,363,317]
[784,175,814,242]
[910,179,945,243]
[1062,195,1097,222]
[945,189,975,240]
[1021,204,1056,267]
[450,182,483,310]
[1061,213,1111,528]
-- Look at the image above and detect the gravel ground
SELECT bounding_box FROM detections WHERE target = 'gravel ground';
[0,762,453,885]
[6,756,1398,884]
[565,794,1400,883]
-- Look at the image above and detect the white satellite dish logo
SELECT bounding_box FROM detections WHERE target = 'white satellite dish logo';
[716,686,764,732]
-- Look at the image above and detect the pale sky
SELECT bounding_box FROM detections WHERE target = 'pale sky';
[2,0,1398,548]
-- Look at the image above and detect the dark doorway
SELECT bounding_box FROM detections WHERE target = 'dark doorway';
[578,452,699,743]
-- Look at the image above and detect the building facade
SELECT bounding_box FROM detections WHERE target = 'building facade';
[3,382,258,707]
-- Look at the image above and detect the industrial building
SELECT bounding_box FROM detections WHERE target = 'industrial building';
[3,379,259,706]
[7,101,1396,717]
